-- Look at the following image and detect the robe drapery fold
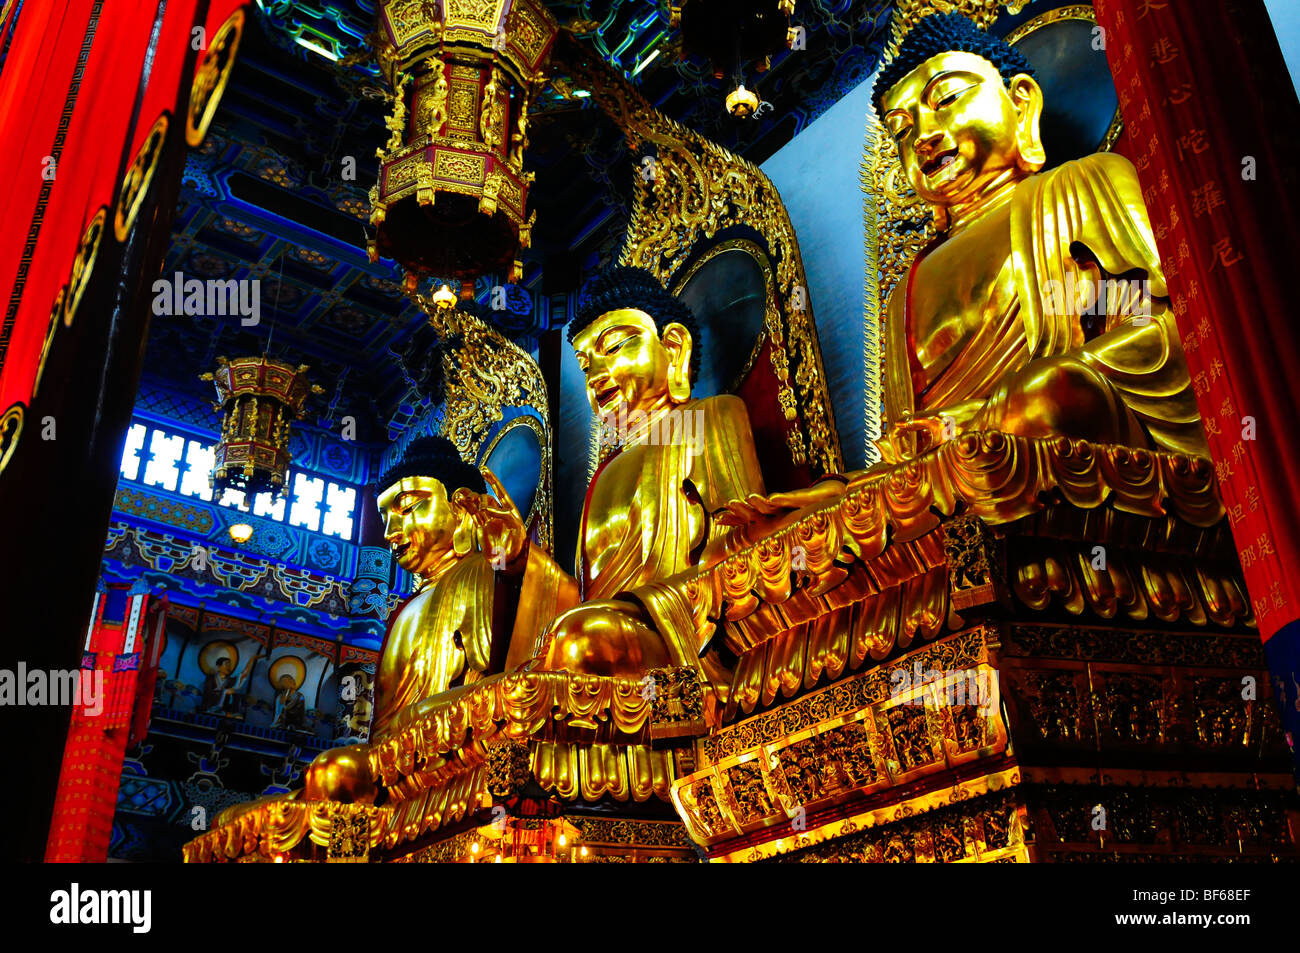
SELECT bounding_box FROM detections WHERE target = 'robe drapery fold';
[372,557,495,739]
[882,153,1206,457]
[506,543,581,670]
[373,546,579,739]
[578,395,765,667]
[580,395,765,601]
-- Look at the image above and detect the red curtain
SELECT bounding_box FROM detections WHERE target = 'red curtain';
[1094,0,1300,769]
[0,0,248,860]
[0,0,246,411]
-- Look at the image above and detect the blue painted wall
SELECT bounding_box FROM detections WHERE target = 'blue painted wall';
[761,75,876,472]
[1266,0,1300,97]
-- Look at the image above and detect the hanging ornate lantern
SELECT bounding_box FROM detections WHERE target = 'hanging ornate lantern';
[368,0,559,287]
[200,356,322,499]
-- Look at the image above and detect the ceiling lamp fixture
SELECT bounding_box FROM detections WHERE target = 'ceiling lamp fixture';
[432,283,458,310]
[725,83,759,118]
[200,356,322,500]
[673,0,795,116]
[228,523,254,544]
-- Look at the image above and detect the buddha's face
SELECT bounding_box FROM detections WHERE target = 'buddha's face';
[378,475,461,576]
[881,51,1042,209]
[572,308,692,416]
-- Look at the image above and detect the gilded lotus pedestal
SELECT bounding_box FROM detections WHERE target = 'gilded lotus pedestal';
[668,432,1296,862]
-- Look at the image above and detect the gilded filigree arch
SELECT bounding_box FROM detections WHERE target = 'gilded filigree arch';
[406,293,553,551]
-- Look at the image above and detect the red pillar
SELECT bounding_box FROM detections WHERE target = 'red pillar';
[45,587,156,863]
[1094,0,1300,770]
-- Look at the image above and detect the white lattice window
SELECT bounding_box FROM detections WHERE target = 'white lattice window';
[322,483,357,540]
[253,488,286,521]
[178,440,215,501]
[288,472,325,532]
[142,430,185,492]
[119,423,147,482]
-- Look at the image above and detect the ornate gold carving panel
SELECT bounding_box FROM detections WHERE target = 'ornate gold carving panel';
[433,150,486,183]
[675,627,1008,847]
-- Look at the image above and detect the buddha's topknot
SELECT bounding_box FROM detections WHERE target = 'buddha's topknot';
[376,434,486,496]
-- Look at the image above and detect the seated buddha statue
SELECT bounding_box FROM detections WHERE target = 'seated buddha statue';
[298,434,577,803]
[537,266,769,684]
[870,11,1206,461]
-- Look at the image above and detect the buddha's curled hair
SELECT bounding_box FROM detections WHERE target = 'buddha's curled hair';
[872,12,1035,115]
[375,434,487,496]
[567,265,701,384]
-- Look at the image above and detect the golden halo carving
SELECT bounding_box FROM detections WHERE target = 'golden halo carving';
[199,639,239,675]
[114,115,169,243]
[186,9,244,148]
[0,403,23,479]
[66,206,108,326]
[1003,5,1123,155]
[268,654,306,691]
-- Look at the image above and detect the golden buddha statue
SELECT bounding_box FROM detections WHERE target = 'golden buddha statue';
[298,435,577,803]
[372,436,516,736]
[538,266,768,683]
[869,12,1206,461]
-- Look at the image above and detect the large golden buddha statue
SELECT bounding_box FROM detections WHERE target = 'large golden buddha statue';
[369,435,574,735]
[538,266,768,683]
[871,12,1206,461]
[298,435,577,803]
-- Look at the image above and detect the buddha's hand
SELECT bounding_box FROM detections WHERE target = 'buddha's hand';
[878,404,982,462]
[713,477,850,531]
[883,414,950,462]
[453,467,528,571]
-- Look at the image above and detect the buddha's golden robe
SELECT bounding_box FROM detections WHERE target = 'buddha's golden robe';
[372,545,578,738]
[577,395,765,665]
[882,152,1207,457]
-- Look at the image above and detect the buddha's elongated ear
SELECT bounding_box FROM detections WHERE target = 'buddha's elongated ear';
[662,322,693,403]
[1010,73,1046,172]
[450,498,478,556]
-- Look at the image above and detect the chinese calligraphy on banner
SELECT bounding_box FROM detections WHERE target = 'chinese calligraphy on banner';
[1095,0,1300,764]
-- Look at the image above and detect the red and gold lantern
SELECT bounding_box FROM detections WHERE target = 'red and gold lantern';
[201,356,321,499]
[369,0,559,286]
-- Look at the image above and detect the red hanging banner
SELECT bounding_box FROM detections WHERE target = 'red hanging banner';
[1094,0,1300,773]
[1094,0,1300,643]
[0,0,246,434]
